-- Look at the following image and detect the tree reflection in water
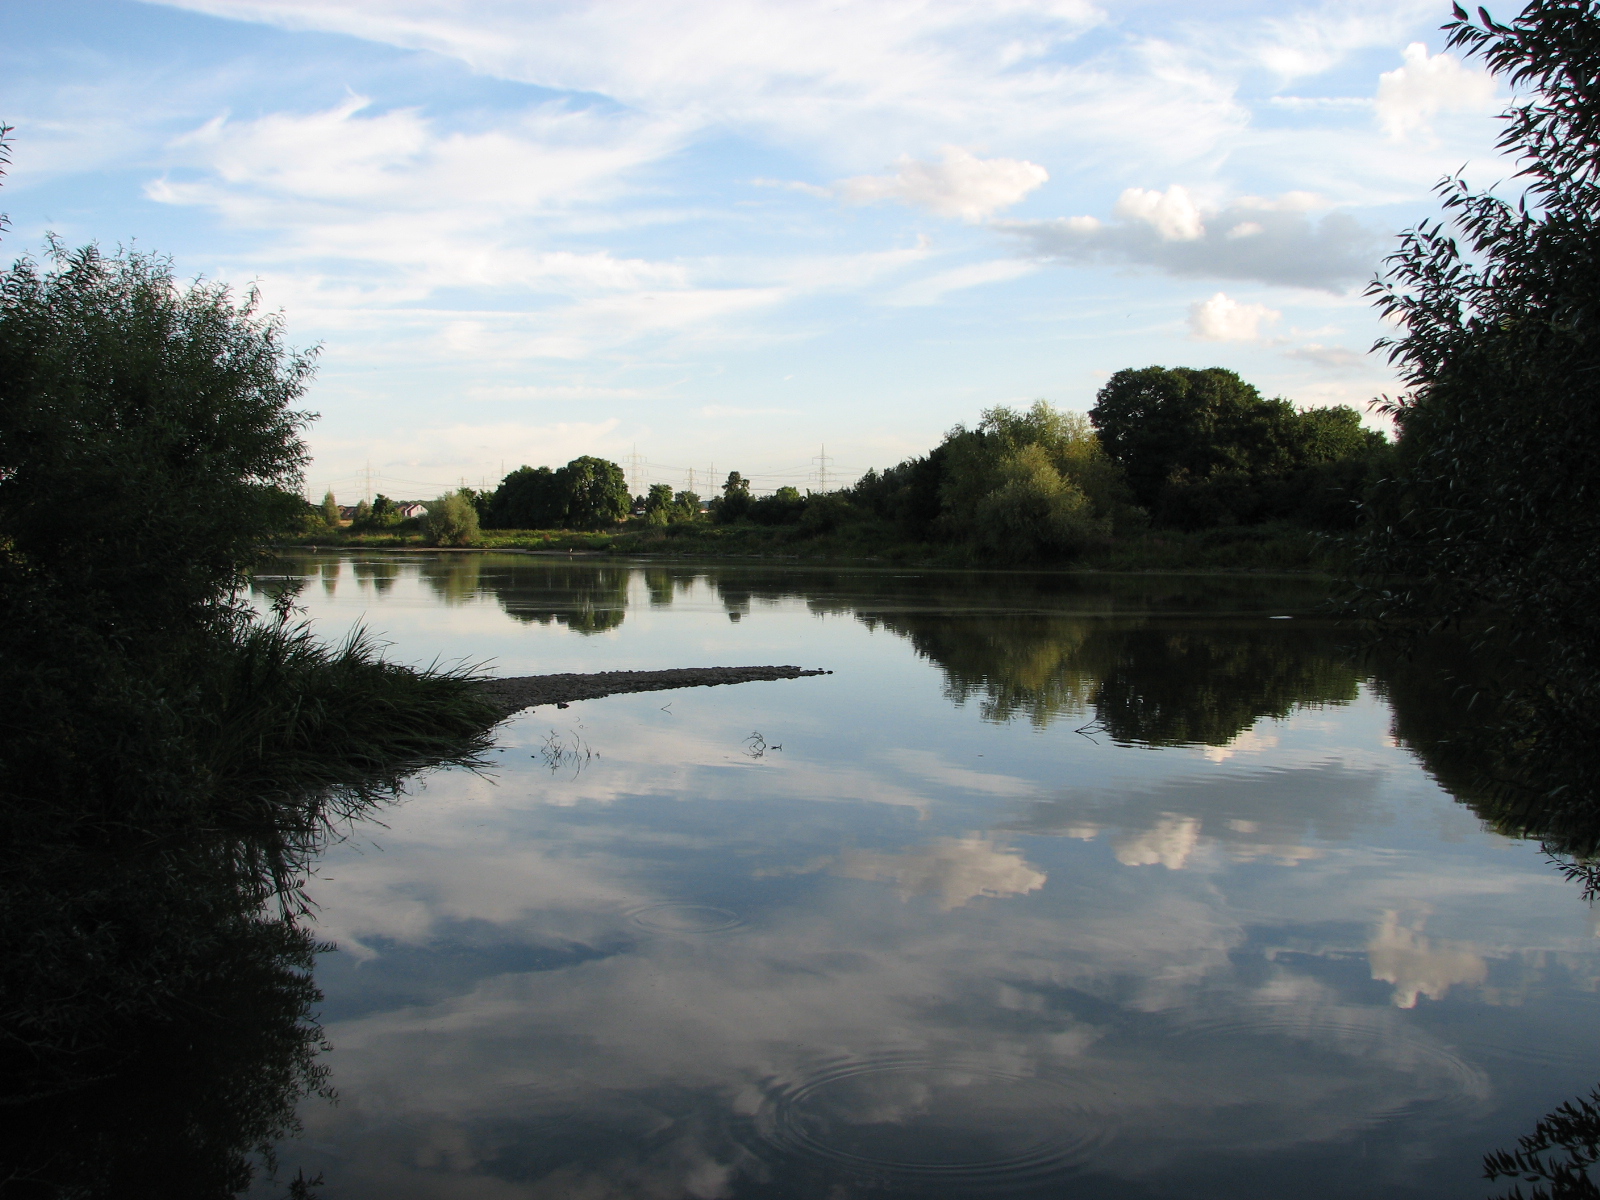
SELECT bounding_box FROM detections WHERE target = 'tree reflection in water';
[0,615,495,1197]
[228,555,1600,1194]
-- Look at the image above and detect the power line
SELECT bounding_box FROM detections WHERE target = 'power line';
[626,445,646,496]
[812,444,833,492]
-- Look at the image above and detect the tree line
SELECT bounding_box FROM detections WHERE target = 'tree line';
[441,366,1388,561]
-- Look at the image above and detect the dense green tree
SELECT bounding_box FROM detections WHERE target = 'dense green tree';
[1356,1,1600,648]
[1351,0,1600,815]
[715,470,753,523]
[0,243,314,639]
[486,465,562,529]
[973,443,1105,559]
[1090,367,1292,515]
[352,492,404,531]
[643,482,675,526]
[670,490,703,523]
[423,489,480,546]
[749,484,807,526]
[936,401,1121,557]
[556,455,629,529]
[850,447,949,539]
[1091,366,1383,528]
[321,490,340,529]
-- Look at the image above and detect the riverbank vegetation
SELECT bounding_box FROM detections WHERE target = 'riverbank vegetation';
[289,383,1382,573]
[1348,0,1600,848]
[0,239,498,1193]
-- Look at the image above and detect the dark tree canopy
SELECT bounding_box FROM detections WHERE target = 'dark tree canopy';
[0,243,314,638]
[1091,366,1284,509]
[486,465,563,529]
[642,481,676,525]
[1091,366,1384,529]
[714,471,753,523]
[1356,1,1600,674]
[557,455,630,530]
[1346,0,1600,833]
[484,457,629,530]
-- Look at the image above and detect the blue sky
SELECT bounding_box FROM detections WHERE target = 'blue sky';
[2,0,1514,500]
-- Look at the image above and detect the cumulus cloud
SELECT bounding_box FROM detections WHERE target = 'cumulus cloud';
[1114,815,1203,870]
[1367,910,1489,1009]
[1375,43,1497,141]
[835,835,1047,910]
[1113,185,1205,241]
[838,147,1048,221]
[996,188,1379,292]
[1188,292,1281,342]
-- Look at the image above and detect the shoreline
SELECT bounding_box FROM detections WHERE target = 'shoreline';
[264,543,1330,578]
[478,665,832,717]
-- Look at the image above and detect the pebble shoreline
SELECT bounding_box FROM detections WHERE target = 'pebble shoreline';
[478,666,830,717]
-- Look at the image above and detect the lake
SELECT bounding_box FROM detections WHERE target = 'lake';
[248,551,1600,1199]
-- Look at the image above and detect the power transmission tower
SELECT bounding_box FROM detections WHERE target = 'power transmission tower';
[812,444,833,492]
[363,461,373,503]
[626,445,646,496]
[686,467,696,494]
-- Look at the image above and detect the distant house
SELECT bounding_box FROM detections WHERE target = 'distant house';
[336,502,428,521]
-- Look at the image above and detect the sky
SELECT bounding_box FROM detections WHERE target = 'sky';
[0,0,1518,500]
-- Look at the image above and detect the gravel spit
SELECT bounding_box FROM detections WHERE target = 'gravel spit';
[478,666,831,717]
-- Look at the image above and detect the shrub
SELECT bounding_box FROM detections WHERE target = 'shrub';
[424,489,481,546]
[974,444,1108,560]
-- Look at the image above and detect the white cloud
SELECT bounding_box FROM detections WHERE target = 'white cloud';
[839,147,1048,222]
[161,95,684,215]
[749,177,832,198]
[1200,728,1280,763]
[885,258,1037,306]
[1112,185,1204,241]
[144,0,1106,152]
[1114,815,1203,870]
[835,835,1047,910]
[1367,910,1489,1009]
[1247,3,1444,82]
[1286,342,1366,370]
[1375,43,1497,141]
[996,188,1379,291]
[1188,292,1281,342]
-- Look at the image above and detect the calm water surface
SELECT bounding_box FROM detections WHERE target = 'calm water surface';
[250,553,1600,1199]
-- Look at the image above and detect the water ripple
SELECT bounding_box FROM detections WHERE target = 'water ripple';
[627,902,745,934]
[750,1053,1106,1192]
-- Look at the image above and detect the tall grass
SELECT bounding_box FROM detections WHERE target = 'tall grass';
[188,620,500,901]
[0,606,501,1193]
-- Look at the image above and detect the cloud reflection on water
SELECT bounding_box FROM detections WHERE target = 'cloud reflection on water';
[250,556,1600,1198]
